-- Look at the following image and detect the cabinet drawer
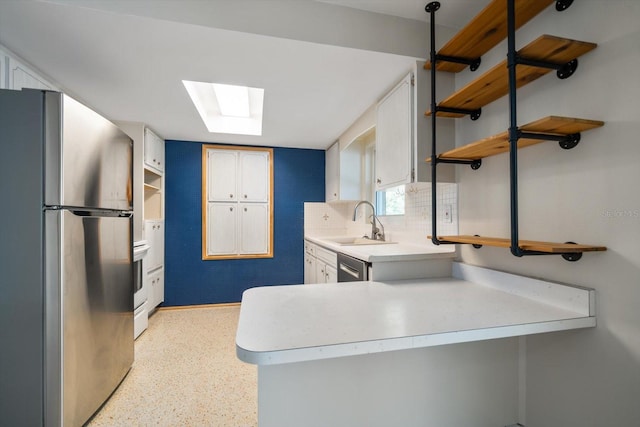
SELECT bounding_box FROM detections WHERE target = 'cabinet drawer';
[304,240,316,257]
[315,246,337,267]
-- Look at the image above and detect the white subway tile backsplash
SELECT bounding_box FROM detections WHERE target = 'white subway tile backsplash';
[304,183,458,245]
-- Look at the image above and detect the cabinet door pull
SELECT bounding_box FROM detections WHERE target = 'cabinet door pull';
[230,194,234,198]
[244,194,247,198]
[230,207,234,212]
[377,178,382,184]
[244,207,247,212]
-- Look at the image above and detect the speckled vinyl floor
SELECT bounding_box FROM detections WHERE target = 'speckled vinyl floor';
[87,305,257,427]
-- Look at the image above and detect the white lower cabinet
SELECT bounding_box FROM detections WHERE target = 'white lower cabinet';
[304,240,337,284]
[145,219,164,272]
[316,262,337,283]
[207,203,238,255]
[145,219,164,310]
[147,268,164,310]
[239,203,269,254]
[304,253,317,284]
[207,202,269,256]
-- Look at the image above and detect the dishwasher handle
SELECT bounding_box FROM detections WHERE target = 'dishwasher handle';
[339,262,361,279]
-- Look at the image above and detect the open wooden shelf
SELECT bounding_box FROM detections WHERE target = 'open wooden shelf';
[144,182,161,192]
[427,116,604,162]
[425,35,597,118]
[425,0,554,73]
[428,235,607,254]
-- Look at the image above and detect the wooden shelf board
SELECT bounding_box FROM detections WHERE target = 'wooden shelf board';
[425,0,554,73]
[425,35,597,118]
[144,183,161,192]
[427,116,604,162]
[429,235,606,253]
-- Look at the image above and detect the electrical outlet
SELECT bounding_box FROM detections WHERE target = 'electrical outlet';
[443,204,453,223]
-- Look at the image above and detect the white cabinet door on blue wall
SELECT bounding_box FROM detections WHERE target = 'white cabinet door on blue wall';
[203,145,273,259]
[207,149,238,201]
[207,203,238,255]
[239,203,269,254]
[239,151,269,202]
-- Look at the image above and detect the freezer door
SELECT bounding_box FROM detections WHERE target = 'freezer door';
[45,210,134,426]
[44,92,133,210]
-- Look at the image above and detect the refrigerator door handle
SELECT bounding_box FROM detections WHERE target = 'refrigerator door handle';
[69,209,133,218]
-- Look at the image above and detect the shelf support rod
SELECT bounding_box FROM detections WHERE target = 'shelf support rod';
[425,1,453,246]
[507,0,524,258]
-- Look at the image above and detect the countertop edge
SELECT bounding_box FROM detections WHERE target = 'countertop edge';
[236,316,596,366]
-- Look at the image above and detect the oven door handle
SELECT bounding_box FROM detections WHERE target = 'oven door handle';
[339,263,361,279]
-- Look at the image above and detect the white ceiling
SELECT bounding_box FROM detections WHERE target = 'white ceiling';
[0,0,485,150]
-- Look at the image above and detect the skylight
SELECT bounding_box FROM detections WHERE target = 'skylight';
[183,80,264,136]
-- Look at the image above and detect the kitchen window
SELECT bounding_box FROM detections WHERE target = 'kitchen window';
[376,184,405,216]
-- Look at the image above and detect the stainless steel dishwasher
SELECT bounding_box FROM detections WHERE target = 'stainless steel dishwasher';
[337,252,370,282]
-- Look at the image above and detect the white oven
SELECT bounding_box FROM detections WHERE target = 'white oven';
[133,240,150,339]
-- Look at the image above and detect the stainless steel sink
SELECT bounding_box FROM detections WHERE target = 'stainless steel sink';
[323,236,396,246]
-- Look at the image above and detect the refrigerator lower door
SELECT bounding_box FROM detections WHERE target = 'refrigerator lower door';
[45,210,133,426]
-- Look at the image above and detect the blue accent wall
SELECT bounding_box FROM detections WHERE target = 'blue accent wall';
[164,140,325,306]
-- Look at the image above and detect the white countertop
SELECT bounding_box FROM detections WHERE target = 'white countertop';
[305,235,456,262]
[236,263,595,365]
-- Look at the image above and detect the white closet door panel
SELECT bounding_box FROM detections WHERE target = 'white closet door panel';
[239,151,269,202]
[239,203,269,254]
[207,150,238,201]
[207,203,238,255]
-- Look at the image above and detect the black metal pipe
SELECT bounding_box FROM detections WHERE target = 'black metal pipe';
[428,2,440,245]
[507,0,523,257]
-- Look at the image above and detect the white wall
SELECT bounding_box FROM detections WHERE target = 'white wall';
[454,2,640,425]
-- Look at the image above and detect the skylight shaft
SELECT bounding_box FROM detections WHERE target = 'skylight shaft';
[183,80,264,136]
[212,83,250,118]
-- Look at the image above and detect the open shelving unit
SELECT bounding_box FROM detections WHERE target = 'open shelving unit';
[428,116,604,162]
[143,168,163,220]
[425,35,597,120]
[425,0,606,261]
[424,0,558,73]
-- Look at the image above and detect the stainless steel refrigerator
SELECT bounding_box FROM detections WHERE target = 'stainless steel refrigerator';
[0,89,134,426]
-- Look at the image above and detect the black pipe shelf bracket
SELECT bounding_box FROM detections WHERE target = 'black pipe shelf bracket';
[436,157,483,170]
[436,54,482,72]
[425,0,603,261]
[516,54,579,79]
[436,106,482,120]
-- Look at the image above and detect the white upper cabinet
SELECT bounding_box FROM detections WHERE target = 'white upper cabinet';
[325,142,340,202]
[144,128,165,174]
[374,63,456,190]
[207,149,238,201]
[1,46,58,91]
[375,73,413,190]
[239,151,270,202]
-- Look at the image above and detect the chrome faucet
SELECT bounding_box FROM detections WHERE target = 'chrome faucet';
[352,200,385,241]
